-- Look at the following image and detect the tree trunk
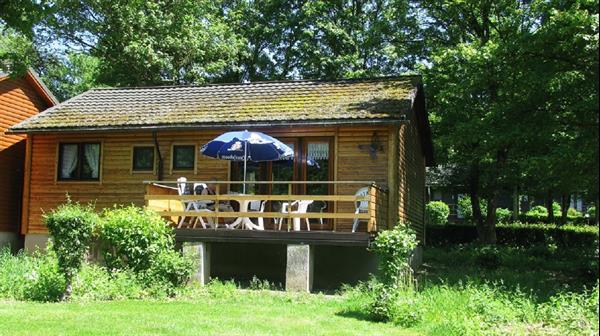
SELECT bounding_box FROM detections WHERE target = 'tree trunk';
[595,196,599,226]
[560,193,570,225]
[61,273,73,301]
[546,190,555,223]
[512,186,519,221]
[481,194,498,244]
[469,161,484,232]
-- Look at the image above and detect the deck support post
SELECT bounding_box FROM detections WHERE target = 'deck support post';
[183,242,211,285]
[285,244,314,292]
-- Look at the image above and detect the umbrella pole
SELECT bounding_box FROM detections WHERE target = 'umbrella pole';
[243,140,247,194]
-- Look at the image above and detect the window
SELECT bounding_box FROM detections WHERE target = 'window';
[132,146,155,172]
[58,143,101,181]
[172,145,195,170]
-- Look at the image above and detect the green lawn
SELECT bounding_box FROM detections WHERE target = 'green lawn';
[0,292,414,336]
[1,242,597,335]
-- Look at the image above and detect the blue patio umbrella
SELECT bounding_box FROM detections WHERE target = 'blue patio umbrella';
[200,130,294,193]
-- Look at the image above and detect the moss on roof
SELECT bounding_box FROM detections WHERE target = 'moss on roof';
[10,76,421,132]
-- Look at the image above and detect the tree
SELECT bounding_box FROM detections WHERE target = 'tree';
[222,0,421,81]
[39,0,244,87]
[42,52,101,101]
[422,0,598,242]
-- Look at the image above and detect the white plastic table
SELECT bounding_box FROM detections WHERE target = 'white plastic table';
[226,195,264,230]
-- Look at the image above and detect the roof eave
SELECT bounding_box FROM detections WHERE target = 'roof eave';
[7,118,406,134]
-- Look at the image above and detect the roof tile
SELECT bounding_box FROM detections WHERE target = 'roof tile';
[10,76,420,132]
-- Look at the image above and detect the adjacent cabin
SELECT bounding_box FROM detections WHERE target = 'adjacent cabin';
[9,76,433,290]
[0,70,57,249]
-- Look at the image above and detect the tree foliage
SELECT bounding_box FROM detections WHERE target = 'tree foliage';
[44,200,99,300]
[1,0,597,239]
[423,0,599,242]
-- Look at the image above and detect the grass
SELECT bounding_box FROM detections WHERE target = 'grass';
[0,288,414,336]
[1,242,598,335]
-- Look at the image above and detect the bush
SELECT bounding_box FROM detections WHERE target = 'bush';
[44,200,99,300]
[142,249,194,289]
[587,207,596,219]
[567,208,582,218]
[495,208,512,224]
[526,205,548,217]
[0,246,65,302]
[99,205,193,289]
[426,222,599,248]
[22,248,67,302]
[370,224,418,288]
[367,224,418,323]
[457,196,487,221]
[426,201,450,225]
[100,205,174,272]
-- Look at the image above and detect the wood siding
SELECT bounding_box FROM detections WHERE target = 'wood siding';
[397,109,426,242]
[0,75,51,233]
[23,124,427,237]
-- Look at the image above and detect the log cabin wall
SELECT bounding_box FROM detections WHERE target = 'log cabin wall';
[0,75,52,233]
[397,108,427,242]
[22,126,397,234]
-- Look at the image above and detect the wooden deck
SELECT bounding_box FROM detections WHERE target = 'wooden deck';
[146,180,389,243]
[175,228,372,247]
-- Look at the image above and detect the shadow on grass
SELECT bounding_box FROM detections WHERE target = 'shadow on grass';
[420,243,598,302]
[334,310,376,323]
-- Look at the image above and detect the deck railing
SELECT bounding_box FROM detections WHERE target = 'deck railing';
[144,181,388,233]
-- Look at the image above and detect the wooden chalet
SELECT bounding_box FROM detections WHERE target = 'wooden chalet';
[0,70,57,249]
[8,76,433,290]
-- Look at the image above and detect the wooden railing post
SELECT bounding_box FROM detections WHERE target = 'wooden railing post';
[215,184,220,230]
[287,182,292,231]
[367,184,377,232]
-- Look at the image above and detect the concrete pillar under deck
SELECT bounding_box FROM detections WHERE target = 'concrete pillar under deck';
[183,242,211,285]
[285,244,314,292]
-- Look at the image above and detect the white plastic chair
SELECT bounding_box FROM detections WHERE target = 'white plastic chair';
[279,200,314,231]
[248,200,266,230]
[177,177,214,229]
[352,187,370,232]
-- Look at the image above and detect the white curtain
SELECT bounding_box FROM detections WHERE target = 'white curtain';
[84,144,100,178]
[307,143,329,160]
[60,144,78,178]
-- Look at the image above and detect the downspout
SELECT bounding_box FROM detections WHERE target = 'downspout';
[152,131,164,181]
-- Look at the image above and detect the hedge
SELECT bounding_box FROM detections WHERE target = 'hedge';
[426,222,599,247]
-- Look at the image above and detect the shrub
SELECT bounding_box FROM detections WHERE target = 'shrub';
[0,247,65,302]
[142,249,194,289]
[457,196,487,222]
[567,208,582,218]
[370,224,418,288]
[495,208,512,224]
[99,205,193,289]
[426,201,450,225]
[426,222,598,248]
[526,205,548,217]
[44,200,99,300]
[552,202,562,216]
[100,205,174,272]
[587,206,596,219]
[367,224,418,323]
[22,248,67,302]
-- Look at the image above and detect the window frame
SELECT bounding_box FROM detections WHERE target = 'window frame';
[56,142,102,182]
[170,143,197,174]
[131,145,156,174]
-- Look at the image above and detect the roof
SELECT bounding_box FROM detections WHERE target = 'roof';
[0,69,59,106]
[9,76,422,133]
